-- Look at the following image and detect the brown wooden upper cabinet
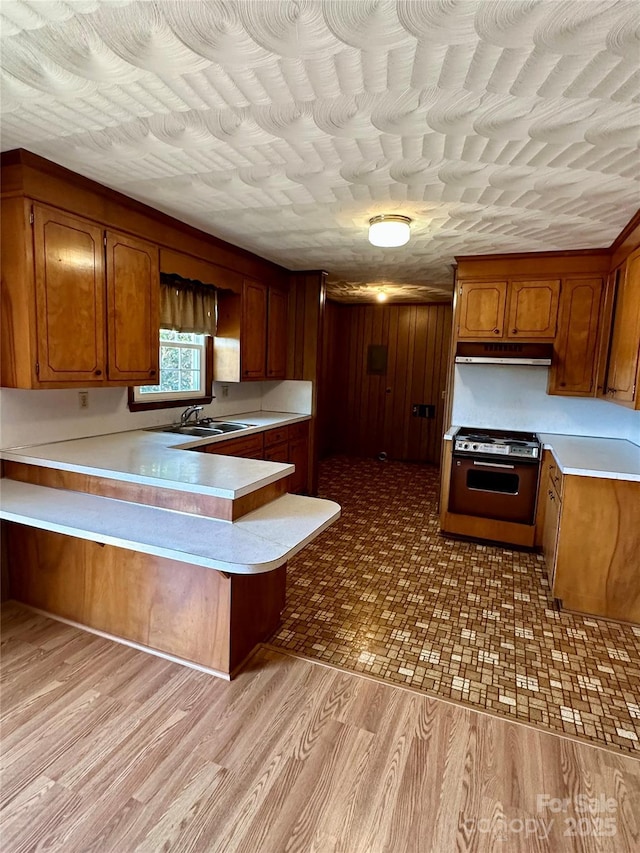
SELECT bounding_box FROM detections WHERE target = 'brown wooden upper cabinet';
[267,287,288,379]
[505,280,560,338]
[33,205,106,384]
[214,279,288,382]
[602,247,640,408]
[457,279,559,340]
[456,280,507,338]
[106,231,160,383]
[241,279,268,379]
[548,278,604,396]
[1,200,159,388]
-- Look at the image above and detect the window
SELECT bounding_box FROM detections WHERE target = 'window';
[128,330,213,411]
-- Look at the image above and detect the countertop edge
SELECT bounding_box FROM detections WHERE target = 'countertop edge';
[0,480,341,575]
[0,411,311,499]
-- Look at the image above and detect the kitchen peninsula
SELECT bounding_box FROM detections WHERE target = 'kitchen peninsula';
[0,413,340,678]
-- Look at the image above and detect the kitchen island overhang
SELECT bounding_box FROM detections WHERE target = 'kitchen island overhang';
[0,421,340,678]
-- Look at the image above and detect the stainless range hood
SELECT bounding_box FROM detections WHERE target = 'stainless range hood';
[455,342,554,366]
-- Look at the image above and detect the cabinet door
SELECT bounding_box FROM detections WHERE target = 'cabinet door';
[457,281,507,339]
[106,231,159,382]
[542,478,562,589]
[607,248,640,404]
[288,436,308,494]
[506,280,560,338]
[204,433,264,458]
[33,204,106,383]
[549,278,603,396]
[241,280,267,380]
[267,288,288,379]
[264,441,289,463]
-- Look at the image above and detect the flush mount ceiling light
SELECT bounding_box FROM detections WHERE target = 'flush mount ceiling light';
[368,214,412,248]
[376,289,388,302]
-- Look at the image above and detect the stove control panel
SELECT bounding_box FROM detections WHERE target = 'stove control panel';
[509,445,539,459]
[454,439,540,459]
[455,440,509,455]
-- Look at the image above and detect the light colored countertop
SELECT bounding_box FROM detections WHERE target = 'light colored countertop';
[0,411,309,500]
[0,411,342,575]
[538,433,640,482]
[443,426,640,481]
[0,479,339,575]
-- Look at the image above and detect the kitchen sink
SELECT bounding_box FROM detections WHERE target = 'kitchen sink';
[205,422,252,433]
[148,421,251,437]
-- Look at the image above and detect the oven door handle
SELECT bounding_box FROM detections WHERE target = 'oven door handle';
[472,460,516,470]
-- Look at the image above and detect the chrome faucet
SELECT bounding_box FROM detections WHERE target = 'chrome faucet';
[180,405,204,426]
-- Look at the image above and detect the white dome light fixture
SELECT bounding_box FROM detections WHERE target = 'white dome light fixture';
[368,214,412,248]
[376,289,388,302]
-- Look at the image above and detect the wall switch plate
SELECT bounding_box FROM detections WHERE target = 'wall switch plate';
[411,403,435,418]
[78,391,89,409]
[221,385,229,398]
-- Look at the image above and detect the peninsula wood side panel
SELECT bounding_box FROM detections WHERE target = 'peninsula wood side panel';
[5,524,287,675]
[2,461,287,521]
[323,302,452,463]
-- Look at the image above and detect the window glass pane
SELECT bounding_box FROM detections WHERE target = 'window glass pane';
[133,331,206,403]
[180,347,196,369]
[179,369,200,392]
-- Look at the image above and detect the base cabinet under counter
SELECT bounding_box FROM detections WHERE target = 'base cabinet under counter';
[197,422,309,494]
[539,451,640,624]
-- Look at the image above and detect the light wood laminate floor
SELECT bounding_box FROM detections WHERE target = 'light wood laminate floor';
[1,603,639,853]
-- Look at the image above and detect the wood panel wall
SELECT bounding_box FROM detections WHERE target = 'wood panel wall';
[321,302,452,464]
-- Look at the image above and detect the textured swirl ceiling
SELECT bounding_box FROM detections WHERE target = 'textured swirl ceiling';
[1,1,638,303]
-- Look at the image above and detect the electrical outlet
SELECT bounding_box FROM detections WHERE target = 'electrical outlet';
[221,385,229,398]
[78,391,89,409]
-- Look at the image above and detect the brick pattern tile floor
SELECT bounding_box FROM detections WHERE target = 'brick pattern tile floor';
[270,456,640,755]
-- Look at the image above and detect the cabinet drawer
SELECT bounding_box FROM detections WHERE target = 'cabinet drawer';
[547,459,563,499]
[288,421,309,440]
[203,433,264,457]
[264,441,289,463]
[264,427,289,448]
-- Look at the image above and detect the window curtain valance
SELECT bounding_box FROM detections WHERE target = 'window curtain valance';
[160,273,217,336]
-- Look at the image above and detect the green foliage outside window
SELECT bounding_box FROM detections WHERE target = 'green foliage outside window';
[138,331,205,397]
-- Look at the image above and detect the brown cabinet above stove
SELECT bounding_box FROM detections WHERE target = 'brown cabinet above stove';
[453,251,611,398]
[456,279,559,341]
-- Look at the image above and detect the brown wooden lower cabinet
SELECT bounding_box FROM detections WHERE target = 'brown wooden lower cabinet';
[203,432,264,458]
[199,422,310,493]
[264,441,289,463]
[287,421,310,494]
[540,461,640,624]
[5,523,286,677]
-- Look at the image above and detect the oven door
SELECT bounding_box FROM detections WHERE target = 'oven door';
[449,455,539,524]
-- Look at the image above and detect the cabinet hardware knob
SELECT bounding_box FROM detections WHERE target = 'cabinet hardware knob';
[149,369,156,376]
[512,328,518,333]
[95,369,102,376]
[560,382,566,387]
[494,328,500,334]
